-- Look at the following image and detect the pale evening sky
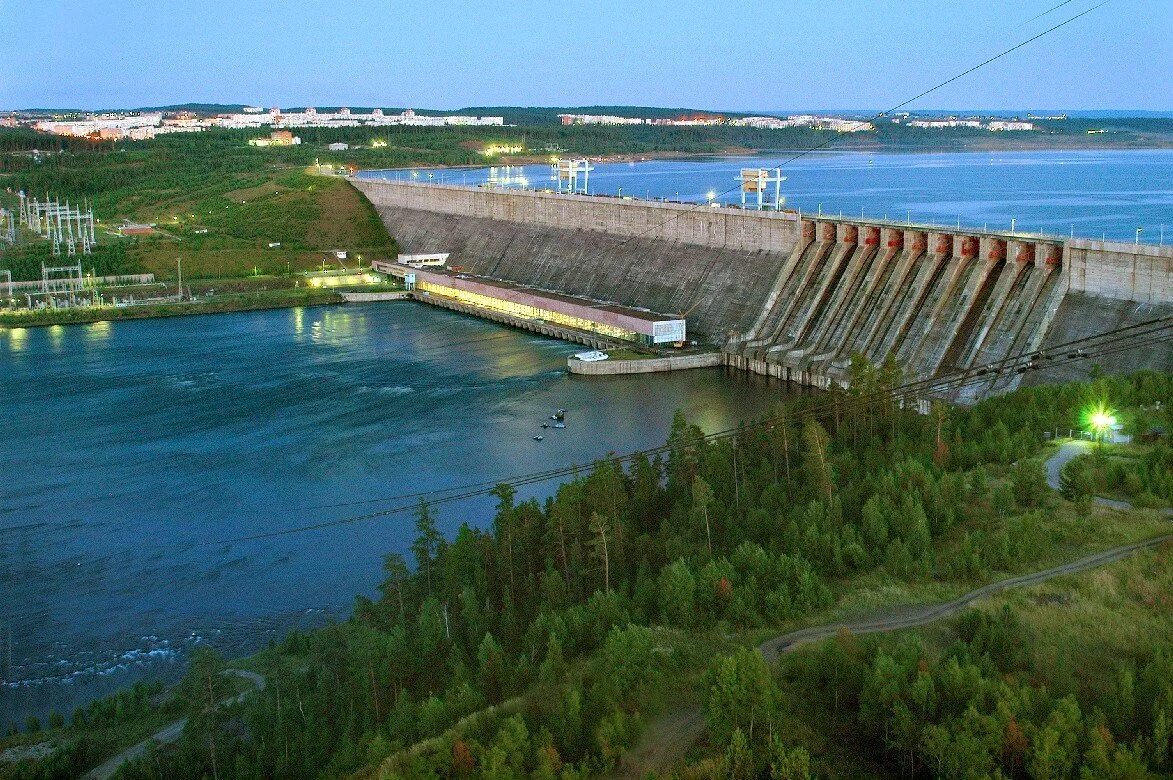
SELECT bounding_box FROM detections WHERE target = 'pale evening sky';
[0,0,1169,112]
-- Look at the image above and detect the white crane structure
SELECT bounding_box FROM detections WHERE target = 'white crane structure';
[554,159,593,195]
[737,168,786,210]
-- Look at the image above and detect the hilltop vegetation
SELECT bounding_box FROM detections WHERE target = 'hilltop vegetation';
[709,544,1172,779]
[0,129,396,282]
[4,370,1169,779]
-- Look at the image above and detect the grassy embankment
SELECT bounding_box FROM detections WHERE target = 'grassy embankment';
[0,167,394,326]
[0,128,404,327]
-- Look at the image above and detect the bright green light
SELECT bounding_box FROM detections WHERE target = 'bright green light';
[1091,412,1115,430]
[1085,404,1117,433]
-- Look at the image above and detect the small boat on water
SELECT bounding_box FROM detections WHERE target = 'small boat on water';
[550,409,567,421]
[533,435,544,441]
[553,422,566,429]
[541,423,550,429]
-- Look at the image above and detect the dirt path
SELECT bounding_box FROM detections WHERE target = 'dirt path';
[82,669,264,780]
[609,533,1172,778]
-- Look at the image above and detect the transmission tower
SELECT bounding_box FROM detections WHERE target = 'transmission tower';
[0,207,15,244]
[25,195,94,256]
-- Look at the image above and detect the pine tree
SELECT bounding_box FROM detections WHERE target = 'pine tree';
[411,500,441,594]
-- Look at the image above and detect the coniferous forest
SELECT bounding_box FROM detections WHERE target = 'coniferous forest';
[4,371,1171,779]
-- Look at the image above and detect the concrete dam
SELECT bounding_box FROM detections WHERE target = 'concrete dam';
[351,178,1172,398]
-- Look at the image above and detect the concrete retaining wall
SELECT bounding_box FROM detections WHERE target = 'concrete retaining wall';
[339,291,412,302]
[568,352,721,375]
[1022,293,1173,386]
[354,179,801,253]
[412,290,618,348]
[1066,239,1173,303]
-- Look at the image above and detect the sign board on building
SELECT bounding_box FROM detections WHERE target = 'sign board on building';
[652,319,686,344]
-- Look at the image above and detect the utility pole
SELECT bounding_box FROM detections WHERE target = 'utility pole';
[177,256,183,301]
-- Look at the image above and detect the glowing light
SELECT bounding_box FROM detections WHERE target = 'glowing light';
[86,320,112,343]
[1083,404,1118,441]
[5,327,28,352]
[706,190,717,200]
[479,143,524,157]
[1090,411,1115,431]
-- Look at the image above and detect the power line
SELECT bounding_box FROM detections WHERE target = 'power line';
[1,321,1164,625]
[216,318,1168,543]
[0,316,1164,543]
[1021,0,1080,26]
[271,316,1173,513]
[599,0,1111,250]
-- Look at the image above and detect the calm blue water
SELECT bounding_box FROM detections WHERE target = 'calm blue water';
[360,149,1173,242]
[0,303,789,724]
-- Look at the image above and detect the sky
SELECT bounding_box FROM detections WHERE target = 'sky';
[0,0,1169,112]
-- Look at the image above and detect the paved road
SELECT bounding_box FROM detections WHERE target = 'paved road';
[83,669,264,780]
[611,533,1172,778]
[1046,439,1171,514]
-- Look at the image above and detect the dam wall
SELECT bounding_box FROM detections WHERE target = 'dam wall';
[1067,239,1172,303]
[353,179,801,339]
[356,179,801,253]
[352,178,1171,398]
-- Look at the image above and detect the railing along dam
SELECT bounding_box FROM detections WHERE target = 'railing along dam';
[351,178,1172,400]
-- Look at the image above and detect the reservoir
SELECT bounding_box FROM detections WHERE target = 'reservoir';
[0,303,789,723]
[359,148,1173,242]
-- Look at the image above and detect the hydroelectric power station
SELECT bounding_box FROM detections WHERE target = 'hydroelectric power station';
[350,177,1172,401]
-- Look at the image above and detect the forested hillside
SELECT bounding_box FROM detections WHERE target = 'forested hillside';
[4,369,1166,779]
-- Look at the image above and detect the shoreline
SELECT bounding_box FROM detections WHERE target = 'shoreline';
[0,289,346,330]
[360,141,1173,172]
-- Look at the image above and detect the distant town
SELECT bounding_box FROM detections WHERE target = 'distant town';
[558,112,1040,132]
[0,105,1051,143]
[0,107,506,141]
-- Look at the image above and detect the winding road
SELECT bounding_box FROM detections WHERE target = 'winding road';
[82,669,264,780]
[611,442,1172,778]
[1045,439,1172,515]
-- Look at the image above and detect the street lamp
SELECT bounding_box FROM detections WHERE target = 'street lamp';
[1087,406,1117,448]
[1135,227,1143,245]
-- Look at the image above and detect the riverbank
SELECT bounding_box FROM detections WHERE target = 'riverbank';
[0,287,345,329]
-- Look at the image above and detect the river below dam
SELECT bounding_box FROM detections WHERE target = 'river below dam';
[0,303,791,724]
[360,148,1173,243]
